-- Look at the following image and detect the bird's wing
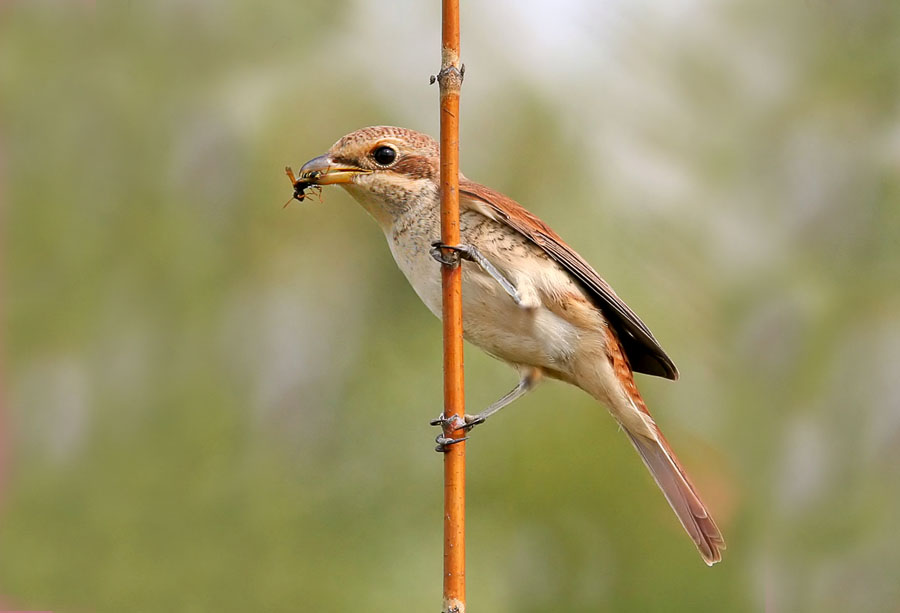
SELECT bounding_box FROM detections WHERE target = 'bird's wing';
[460,178,679,380]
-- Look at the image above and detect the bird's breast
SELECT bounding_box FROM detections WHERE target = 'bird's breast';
[386,211,444,316]
[385,209,587,373]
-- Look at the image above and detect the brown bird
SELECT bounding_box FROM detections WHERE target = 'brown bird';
[295,126,725,565]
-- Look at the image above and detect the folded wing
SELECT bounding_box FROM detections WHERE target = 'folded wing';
[460,179,679,380]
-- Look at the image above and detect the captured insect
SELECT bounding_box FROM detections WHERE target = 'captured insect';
[283,166,323,208]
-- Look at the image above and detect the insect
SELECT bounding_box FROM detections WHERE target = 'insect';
[283,166,322,207]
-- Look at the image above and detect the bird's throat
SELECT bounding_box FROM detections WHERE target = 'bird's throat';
[343,179,438,232]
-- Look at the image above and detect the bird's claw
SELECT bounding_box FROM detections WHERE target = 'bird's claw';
[430,241,471,267]
[464,415,485,428]
[434,433,468,453]
[430,412,466,430]
[430,241,525,309]
[430,412,477,452]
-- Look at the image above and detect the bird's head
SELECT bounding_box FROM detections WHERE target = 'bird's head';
[297,126,442,227]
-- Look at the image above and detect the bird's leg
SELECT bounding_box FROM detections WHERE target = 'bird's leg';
[430,369,540,452]
[430,241,523,306]
[461,371,540,428]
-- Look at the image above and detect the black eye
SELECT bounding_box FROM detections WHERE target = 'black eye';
[372,145,397,166]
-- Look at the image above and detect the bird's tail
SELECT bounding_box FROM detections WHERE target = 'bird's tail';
[624,425,725,565]
[597,328,725,565]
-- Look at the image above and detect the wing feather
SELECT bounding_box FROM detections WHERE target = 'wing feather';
[460,179,679,380]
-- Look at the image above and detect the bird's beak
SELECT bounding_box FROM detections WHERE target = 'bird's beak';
[298,154,370,185]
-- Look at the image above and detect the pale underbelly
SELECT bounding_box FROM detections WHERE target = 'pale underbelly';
[399,256,579,371]
[385,209,585,373]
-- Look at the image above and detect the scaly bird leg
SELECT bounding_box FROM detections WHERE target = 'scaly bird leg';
[430,241,523,306]
[431,369,541,452]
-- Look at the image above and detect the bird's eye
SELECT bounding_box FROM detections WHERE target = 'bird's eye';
[372,145,397,166]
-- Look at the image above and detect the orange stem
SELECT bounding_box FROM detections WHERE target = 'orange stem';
[438,0,465,611]
[0,130,7,509]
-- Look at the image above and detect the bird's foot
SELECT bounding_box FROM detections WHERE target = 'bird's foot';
[429,412,484,452]
[429,241,525,307]
[430,241,472,267]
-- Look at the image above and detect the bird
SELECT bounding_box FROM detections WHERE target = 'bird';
[293,125,725,565]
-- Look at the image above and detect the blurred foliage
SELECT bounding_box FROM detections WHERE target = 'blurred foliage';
[1,0,899,611]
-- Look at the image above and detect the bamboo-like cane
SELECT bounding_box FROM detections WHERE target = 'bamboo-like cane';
[0,134,6,509]
[436,1,466,611]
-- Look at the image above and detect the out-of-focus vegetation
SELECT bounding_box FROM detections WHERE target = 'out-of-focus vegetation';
[1,0,899,611]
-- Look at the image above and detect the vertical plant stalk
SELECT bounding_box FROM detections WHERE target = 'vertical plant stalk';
[0,131,7,508]
[437,1,465,611]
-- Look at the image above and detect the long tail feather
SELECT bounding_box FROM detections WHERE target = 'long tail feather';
[599,326,725,565]
[625,428,725,565]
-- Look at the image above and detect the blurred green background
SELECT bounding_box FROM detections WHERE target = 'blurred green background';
[2,1,899,611]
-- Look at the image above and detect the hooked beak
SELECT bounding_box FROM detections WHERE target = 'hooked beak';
[298,155,370,185]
